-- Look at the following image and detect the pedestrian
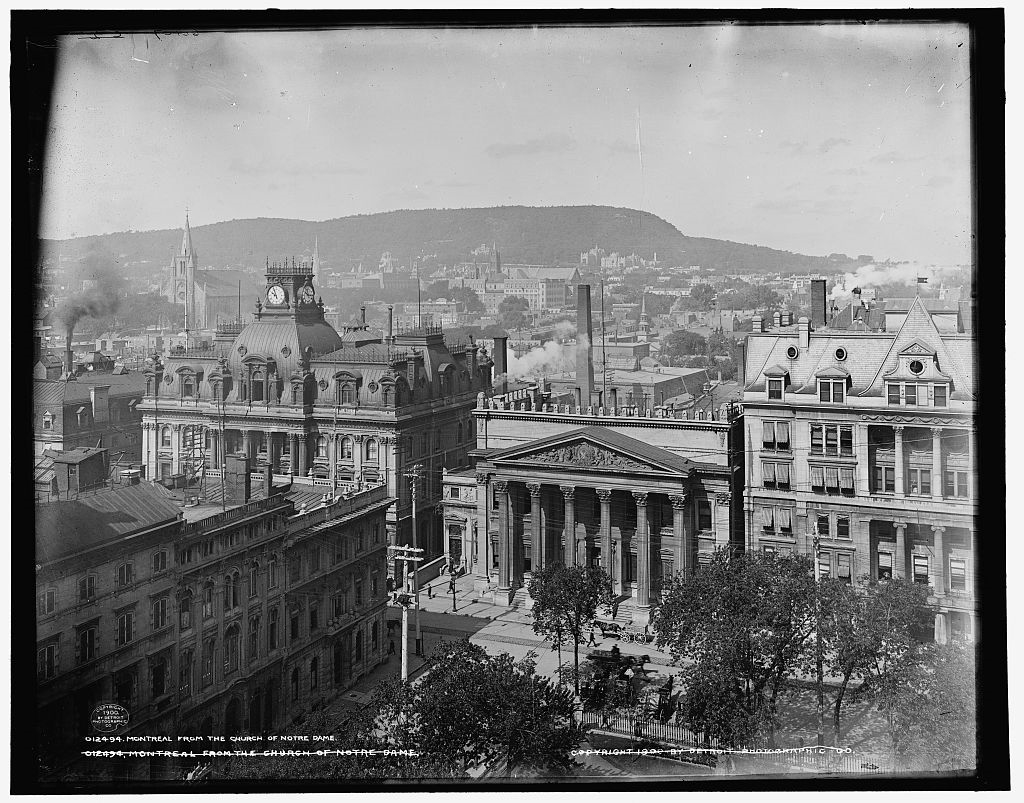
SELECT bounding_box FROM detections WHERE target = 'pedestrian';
[388,639,396,656]
[588,627,598,646]
[611,599,619,619]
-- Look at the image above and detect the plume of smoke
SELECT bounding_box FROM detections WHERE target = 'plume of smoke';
[829,261,964,305]
[551,320,576,340]
[56,243,125,332]
[502,335,589,382]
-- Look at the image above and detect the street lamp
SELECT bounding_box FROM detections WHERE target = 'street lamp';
[449,574,458,612]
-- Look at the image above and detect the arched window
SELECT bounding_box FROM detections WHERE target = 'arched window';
[179,591,193,630]
[251,371,264,402]
[316,436,328,459]
[381,384,393,406]
[231,571,241,609]
[421,433,428,455]
[203,580,214,619]
[341,438,353,461]
[310,657,319,690]
[290,667,300,701]
[340,383,355,405]
[249,561,259,598]
[161,426,171,447]
[366,439,378,462]
[223,575,233,610]
[224,625,240,673]
[182,376,194,397]
[267,554,278,589]
[248,616,260,662]
[268,607,279,650]
[457,422,463,443]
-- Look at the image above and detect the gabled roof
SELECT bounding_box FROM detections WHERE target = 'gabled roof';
[898,340,936,357]
[488,425,694,476]
[763,364,790,377]
[814,366,850,379]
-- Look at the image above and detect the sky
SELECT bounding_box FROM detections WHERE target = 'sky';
[41,23,973,264]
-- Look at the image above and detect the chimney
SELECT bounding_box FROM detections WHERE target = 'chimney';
[773,311,782,328]
[64,326,76,379]
[798,316,810,349]
[752,315,763,333]
[492,335,508,395]
[386,305,394,341]
[90,386,110,425]
[810,279,827,328]
[264,463,273,497]
[225,453,251,503]
[360,303,366,327]
[852,287,863,307]
[576,284,595,406]
[609,387,618,411]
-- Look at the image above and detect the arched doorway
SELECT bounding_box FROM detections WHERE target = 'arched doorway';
[224,698,241,738]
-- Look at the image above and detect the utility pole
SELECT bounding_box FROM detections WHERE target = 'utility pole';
[389,545,423,681]
[409,464,424,655]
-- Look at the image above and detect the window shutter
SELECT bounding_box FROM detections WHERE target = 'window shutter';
[810,465,824,487]
[840,467,854,491]
[776,421,790,446]
[762,421,775,445]
[777,463,791,486]
[762,462,776,484]
[825,466,840,488]
[777,508,792,530]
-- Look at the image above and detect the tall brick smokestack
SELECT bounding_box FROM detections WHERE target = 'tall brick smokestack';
[810,279,827,328]
[576,284,594,406]
[64,326,76,380]
[492,334,508,395]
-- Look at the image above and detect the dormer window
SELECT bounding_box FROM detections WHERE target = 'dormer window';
[768,379,783,400]
[182,376,194,397]
[934,385,947,407]
[818,379,845,403]
[42,411,53,431]
[76,406,89,426]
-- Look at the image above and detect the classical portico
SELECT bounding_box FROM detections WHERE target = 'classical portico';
[472,426,736,625]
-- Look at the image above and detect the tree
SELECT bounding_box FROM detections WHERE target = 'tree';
[654,549,817,746]
[661,330,708,359]
[447,286,485,313]
[528,564,613,695]
[816,576,932,747]
[498,295,531,330]
[690,284,717,310]
[382,640,582,777]
[909,641,976,771]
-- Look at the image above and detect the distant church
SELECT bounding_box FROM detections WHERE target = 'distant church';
[164,212,312,330]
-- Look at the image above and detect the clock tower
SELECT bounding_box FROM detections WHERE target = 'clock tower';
[260,256,326,324]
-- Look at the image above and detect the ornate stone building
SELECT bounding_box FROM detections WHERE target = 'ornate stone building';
[460,388,744,626]
[141,254,491,568]
[742,297,977,642]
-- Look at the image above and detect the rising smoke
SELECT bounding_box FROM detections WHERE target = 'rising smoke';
[829,261,965,305]
[55,243,126,332]
[501,334,588,382]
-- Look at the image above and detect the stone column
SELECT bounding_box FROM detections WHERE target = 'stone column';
[968,427,975,500]
[560,485,576,567]
[270,432,282,474]
[494,480,510,591]
[527,483,543,573]
[297,434,308,477]
[669,493,688,576]
[633,492,651,625]
[932,525,946,595]
[510,484,524,588]
[353,434,365,478]
[931,427,943,500]
[856,423,870,495]
[242,429,253,462]
[894,522,907,579]
[894,426,905,497]
[597,489,613,576]
[475,473,490,579]
[171,424,181,473]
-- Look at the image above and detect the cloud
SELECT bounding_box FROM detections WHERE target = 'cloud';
[827,167,868,176]
[229,156,365,176]
[486,133,576,158]
[698,106,724,121]
[755,198,804,213]
[869,150,924,164]
[755,197,848,216]
[926,175,953,188]
[818,137,851,154]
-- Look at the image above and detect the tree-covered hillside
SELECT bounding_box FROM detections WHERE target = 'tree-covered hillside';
[39,205,834,277]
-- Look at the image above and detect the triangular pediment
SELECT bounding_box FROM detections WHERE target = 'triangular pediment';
[489,426,692,476]
[898,340,936,357]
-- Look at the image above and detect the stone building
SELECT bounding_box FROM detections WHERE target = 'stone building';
[446,286,744,626]
[742,296,977,642]
[141,250,491,570]
[34,453,391,781]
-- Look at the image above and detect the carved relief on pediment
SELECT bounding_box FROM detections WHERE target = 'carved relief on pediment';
[526,441,651,472]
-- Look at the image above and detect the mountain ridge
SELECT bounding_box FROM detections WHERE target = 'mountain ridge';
[39,205,836,276]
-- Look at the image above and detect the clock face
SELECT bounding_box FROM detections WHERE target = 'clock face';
[267,285,286,305]
[299,285,315,304]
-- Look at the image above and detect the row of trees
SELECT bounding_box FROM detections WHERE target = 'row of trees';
[222,640,581,780]
[653,550,975,767]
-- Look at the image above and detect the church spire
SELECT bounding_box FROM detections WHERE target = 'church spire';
[312,235,320,274]
[180,209,196,266]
